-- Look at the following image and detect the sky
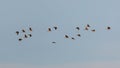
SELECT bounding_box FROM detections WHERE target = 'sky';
[0,0,120,68]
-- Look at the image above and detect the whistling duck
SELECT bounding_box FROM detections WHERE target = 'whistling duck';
[48,28,51,32]
[16,31,19,35]
[65,35,69,38]
[18,38,22,41]
[29,27,32,31]
[76,27,80,30]
[53,26,57,30]
[91,29,95,32]
[22,29,25,33]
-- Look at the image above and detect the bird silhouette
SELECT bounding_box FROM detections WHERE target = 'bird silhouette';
[85,27,88,30]
[87,24,90,27]
[29,27,32,31]
[22,29,25,33]
[65,35,69,38]
[71,37,75,40]
[28,34,32,37]
[53,26,57,30]
[48,28,51,32]
[52,42,56,43]
[18,38,22,41]
[107,26,111,30]
[24,34,28,38]
[77,34,81,37]
[76,27,80,30]
[91,29,95,32]
[16,31,19,35]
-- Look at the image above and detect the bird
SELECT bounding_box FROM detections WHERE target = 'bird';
[18,38,22,41]
[29,27,32,31]
[52,42,56,43]
[107,26,111,30]
[85,27,88,30]
[71,37,75,40]
[76,27,80,30]
[53,26,57,30]
[65,35,69,38]
[22,29,25,33]
[87,24,90,27]
[91,29,95,32]
[28,34,32,37]
[77,34,81,37]
[24,34,28,38]
[48,28,51,32]
[16,31,19,35]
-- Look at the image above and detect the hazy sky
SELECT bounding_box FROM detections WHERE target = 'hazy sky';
[0,0,120,68]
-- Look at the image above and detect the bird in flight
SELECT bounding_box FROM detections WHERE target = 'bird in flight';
[107,26,111,30]
[76,27,80,30]
[52,42,56,44]
[18,38,22,41]
[22,29,25,33]
[65,35,69,38]
[24,34,28,38]
[53,26,57,30]
[29,27,32,31]
[91,29,95,32]
[77,34,81,37]
[48,28,51,32]
[16,31,19,35]
[85,27,88,30]
[28,34,32,37]
[71,37,75,40]
[87,24,90,27]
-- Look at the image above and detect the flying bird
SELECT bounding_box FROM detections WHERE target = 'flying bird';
[87,24,90,27]
[18,38,22,41]
[28,34,32,37]
[76,27,80,30]
[22,29,25,33]
[53,26,57,30]
[16,31,19,35]
[52,42,56,44]
[65,35,69,38]
[71,37,75,40]
[85,27,88,30]
[24,34,28,38]
[29,27,32,31]
[107,26,111,30]
[48,28,51,32]
[91,29,95,32]
[77,34,81,37]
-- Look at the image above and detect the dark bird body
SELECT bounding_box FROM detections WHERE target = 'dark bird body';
[16,31,19,35]
[28,34,32,37]
[18,38,22,41]
[53,26,57,30]
[65,35,69,38]
[107,26,111,30]
[76,27,80,30]
[71,37,75,40]
[91,29,95,32]
[24,34,28,38]
[29,27,32,31]
[52,42,56,43]
[48,28,51,32]
[85,27,88,30]
[77,34,81,37]
[87,24,90,27]
[22,29,25,33]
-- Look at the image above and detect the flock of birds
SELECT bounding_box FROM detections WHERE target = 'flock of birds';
[47,24,111,44]
[15,24,111,44]
[15,27,32,41]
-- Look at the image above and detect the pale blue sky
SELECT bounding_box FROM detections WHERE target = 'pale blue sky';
[0,0,120,68]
